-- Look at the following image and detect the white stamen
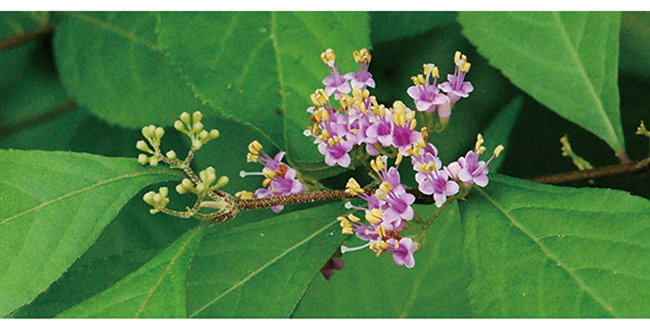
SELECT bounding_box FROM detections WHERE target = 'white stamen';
[341,242,371,254]
[240,170,263,178]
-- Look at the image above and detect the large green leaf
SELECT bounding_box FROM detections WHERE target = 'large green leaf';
[186,203,348,317]
[370,12,456,44]
[462,175,650,317]
[458,12,626,159]
[292,203,471,317]
[53,12,211,128]
[155,12,371,168]
[0,11,49,41]
[57,226,205,318]
[0,150,181,316]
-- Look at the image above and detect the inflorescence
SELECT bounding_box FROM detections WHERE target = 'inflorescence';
[136,48,503,272]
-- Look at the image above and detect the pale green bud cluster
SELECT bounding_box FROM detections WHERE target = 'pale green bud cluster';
[175,166,229,195]
[136,125,170,166]
[174,111,220,150]
[143,187,170,214]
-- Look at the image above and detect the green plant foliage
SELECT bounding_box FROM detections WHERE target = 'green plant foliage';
[292,203,470,317]
[459,12,625,158]
[462,175,650,317]
[0,11,49,40]
[155,12,371,165]
[0,150,181,316]
[53,12,212,128]
[186,203,348,317]
[57,226,205,318]
[2,11,650,319]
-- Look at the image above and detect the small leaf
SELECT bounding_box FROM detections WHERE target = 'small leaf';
[155,12,370,165]
[292,203,471,317]
[186,203,348,317]
[53,12,211,128]
[459,12,625,158]
[461,175,650,317]
[0,150,181,316]
[57,226,205,318]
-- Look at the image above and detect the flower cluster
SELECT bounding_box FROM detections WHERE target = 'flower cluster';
[304,48,425,168]
[305,48,502,269]
[238,140,306,212]
[339,156,418,268]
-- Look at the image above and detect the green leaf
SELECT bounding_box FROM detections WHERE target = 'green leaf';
[292,203,471,317]
[461,175,650,317]
[0,11,49,40]
[155,12,370,166]
[186,203,348,317]
[57,226,205,318]
[620,12,650,78]
[0,150,181,316]
[458,12,626,158]
[53,12,211,129]
[370,12,457,44]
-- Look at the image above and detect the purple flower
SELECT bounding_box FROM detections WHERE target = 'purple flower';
[317,137,354,168]
[438,51,473,105]
[416,170,459,207]
[321,49,352,96]
[241,141,306,213]
[407,64,450,113]
[387,237,418,268]
[344,48,376,90]
[446,150,489,187]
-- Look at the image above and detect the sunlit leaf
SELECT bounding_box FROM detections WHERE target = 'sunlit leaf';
[462,175,650,317]
[0,150,181,316]
[186,203,348,317]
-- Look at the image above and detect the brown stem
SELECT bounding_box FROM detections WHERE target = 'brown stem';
[0,25,53,52]
[0,100,77,137]
[528,158,650,184]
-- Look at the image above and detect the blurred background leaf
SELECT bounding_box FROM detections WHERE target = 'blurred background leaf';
[52,12,213,129]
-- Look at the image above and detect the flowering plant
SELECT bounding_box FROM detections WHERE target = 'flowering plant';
[2,11,650,319]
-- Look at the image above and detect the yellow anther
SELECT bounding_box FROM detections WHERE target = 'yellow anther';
[340,94,353,110]
[461,61,471,72]
[320,129,330,141]
[409,119,417,131]
[379,181,391,195]
[494,145,504,158]
[310,89,329,107]
[396,153,403,166]
[345,178,364,196]
[475,134,485,154]
[454,51,462,64]
[394,239,399,250]
[410,76,420,86]
[247,153,259,163]
[420,127,428,140]
[348,214,360,222]
[248,140,263,155]
[337,216,353,234]
[321,48,336,64]
[262,167,276,180]
[370,156,386,173]
[370,240,389,256]
[377,225,387,239]
[235,191,254,199]
[365,208,384,224]
[353,48,372,63]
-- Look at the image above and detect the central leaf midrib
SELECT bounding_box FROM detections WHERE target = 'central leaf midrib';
[551,12,620,150]
[476,188,616,317]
